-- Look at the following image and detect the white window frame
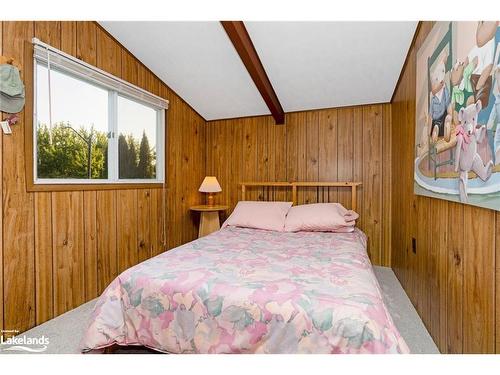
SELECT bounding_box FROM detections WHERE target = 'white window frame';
[32,38,167,185]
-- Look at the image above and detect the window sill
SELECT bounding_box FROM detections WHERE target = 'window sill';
[26,181,164,192]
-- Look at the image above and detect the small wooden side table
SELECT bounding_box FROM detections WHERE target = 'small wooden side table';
[190,205,229,238]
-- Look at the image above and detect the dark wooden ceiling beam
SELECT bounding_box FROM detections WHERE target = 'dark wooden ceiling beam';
[221,21,285,124]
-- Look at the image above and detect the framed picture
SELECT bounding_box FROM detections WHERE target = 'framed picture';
[415,21,500,210]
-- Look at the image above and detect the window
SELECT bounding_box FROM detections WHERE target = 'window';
[117,96,158,179]
[33,39,167,185]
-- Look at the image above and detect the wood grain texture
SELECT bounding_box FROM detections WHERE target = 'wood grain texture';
[52,192,85,317]
[353,107,364,232]
[1,21,204,333]
[35,21,61,47]
[34,192,53,325]
[83,191,98,301]
[117,190,138,272]
[382,105,392,267]
[206,104,391,266]
[305,111,319,204]
[97,26,121,77]
[137,189,151,262]
[463,206,495,353]
[318,109,338,203]
[33,20,60,326]
[96,190,117,294]
[391,21,499,354]
[0,19,4,332]
[362,105,383,265]
[2,21,36,334]
[429,199,448,351]
[295,112,307,204]
[447,202,464,353]
[269,116,287,201]
[337,108,353,208]
[60,22,77,55]
[76,22,97,65]
[4,20,499,353]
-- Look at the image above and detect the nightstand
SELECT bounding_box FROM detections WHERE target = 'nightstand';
[190,205,229,238]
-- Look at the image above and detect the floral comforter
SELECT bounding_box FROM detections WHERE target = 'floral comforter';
[81,227,409,354]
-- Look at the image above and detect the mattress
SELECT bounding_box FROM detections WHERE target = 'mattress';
[80,226,409,354]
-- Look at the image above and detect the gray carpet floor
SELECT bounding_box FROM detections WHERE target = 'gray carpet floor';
[2,266,439,354]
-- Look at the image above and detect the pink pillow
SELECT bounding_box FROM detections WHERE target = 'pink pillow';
[222,201,293,232]
[284,203,359,233]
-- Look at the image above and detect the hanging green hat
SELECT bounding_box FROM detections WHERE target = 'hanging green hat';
[0,64,25,114]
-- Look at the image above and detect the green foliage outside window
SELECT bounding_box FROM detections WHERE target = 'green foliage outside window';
[37,122,156,180]
[118,131,156,179]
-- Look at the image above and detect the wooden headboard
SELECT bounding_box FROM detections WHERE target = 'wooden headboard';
[238,181,362,211]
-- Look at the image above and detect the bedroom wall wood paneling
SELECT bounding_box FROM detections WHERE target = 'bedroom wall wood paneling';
[205,104,392,267]
[0,20,4,334]
[391,21,498,354]
[0,21,206,335]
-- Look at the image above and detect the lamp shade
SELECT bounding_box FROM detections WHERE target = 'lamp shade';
[199,176,222,193]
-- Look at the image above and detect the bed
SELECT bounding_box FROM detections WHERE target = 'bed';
[80,182,409,354]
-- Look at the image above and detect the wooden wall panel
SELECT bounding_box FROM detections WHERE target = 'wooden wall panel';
[146,72,163,257]
[60,22,76,55]
[33,21,60,326]
[429,199,448,351]
[179,109,199,242]
[295,112,307,204]
[229,119,243,206]
[136,65,151,263]
[447,202,464,353]
[318,109,338,203]
[52,192,85,316]
[415,197,431,329]
[1,21,205,334]
[165,93,180,249]
[2,21,35,334]
[76,22,97,65]
[242,118,258,201]
[96,190,117,294]
[97,27,122,77]
[150,188,165,256]
[137,190,151,262]
[268,116,287,201]
[286,114,298,190]
[337,108,353,208]
[83,191,98,300]
[34,192,53,325]
[463,206,495,353]
[206,104,391,266]
[391,21,499,354]
[117,190,138,272]
[35,21,61,48]
[381,105,392,267]
[362,105,383,265]
[305,111,319,204]
[352,107,364,231]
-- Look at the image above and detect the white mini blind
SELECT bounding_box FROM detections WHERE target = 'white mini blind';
[32,38,169,110]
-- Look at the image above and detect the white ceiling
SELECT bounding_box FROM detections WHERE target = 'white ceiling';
[99,21,417,120]
[245,22,418,112]
[99,21,270,120]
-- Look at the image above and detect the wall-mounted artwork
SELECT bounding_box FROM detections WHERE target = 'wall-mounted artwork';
[415,21,500,210]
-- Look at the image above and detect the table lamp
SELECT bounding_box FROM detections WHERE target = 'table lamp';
[199,176,222,206]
